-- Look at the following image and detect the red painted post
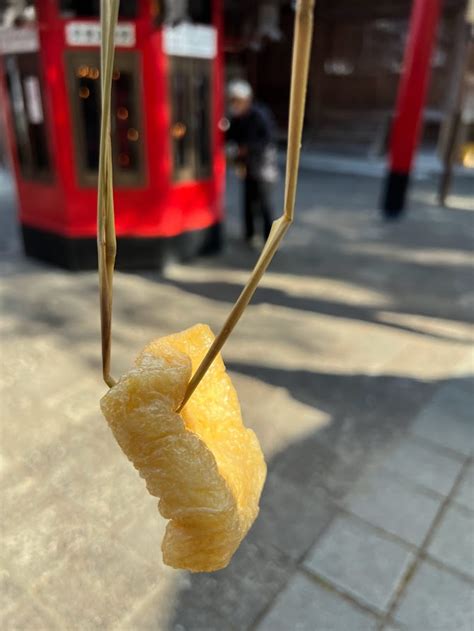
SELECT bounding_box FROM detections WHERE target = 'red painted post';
[382,0,442,217]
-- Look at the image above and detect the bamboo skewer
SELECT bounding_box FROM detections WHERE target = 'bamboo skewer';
[177,0,315,411]
[97,0,119,388]
[98,0,315,401]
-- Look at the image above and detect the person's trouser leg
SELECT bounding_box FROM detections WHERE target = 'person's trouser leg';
[255,180,274,239]
[244,177,256,241]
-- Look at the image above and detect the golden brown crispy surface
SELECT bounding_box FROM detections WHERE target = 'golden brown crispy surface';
[100,324,266,572]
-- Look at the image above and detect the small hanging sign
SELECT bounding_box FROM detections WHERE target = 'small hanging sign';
[0,27,39,54]
[65,21,136,48]
[163,24,217,59]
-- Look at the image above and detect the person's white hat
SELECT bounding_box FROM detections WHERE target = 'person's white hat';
[227,79,253,100]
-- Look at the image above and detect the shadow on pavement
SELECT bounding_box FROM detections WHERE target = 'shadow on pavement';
[159,276,473,344]
[156,372,472,630]
[1,164,473,629]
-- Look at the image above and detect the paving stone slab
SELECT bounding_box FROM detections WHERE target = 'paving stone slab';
[33,534,162,630]
[117,498,168,568]
[0,464,112,585]
[169,538,293,630]
[257,572,378,631]
[118,572,234,631]
[0,570,26,617]
[304,514,414,612]
[23,417,148,531]
[344,466,441,545]
[0,341,96,461]
[1,493,111,586]
[380,437,463,496]
[248,472,335,560]
[0,593,62,631]
[304,373,436,466]
[411,380,474,457]
[394,561,474,631]
[453,463,474,511]
[427,503,474,578]
[269,431,365,501]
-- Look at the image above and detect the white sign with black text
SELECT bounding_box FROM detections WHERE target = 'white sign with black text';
[163,24,217,59]
[65,21,136,47]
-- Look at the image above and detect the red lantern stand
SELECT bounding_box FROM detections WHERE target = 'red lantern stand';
[0,0,225,268]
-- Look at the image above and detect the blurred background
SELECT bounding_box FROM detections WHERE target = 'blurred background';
[0,1,473,630]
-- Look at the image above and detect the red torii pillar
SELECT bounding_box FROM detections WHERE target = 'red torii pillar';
[382,0,442,218]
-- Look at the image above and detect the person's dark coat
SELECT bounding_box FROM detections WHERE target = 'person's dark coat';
[226,103,279,182]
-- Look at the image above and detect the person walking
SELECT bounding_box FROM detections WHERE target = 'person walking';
[226,80,279,244]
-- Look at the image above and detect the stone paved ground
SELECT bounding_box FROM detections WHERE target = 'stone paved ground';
[1,166,473,630]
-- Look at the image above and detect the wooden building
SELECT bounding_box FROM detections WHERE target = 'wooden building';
[223,0,468,155]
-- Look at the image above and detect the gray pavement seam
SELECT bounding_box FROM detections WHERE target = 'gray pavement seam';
[419,548,474,585]
[405,432,468,462]
[298,567,386,624]
[381,456,474,628]
[249,506,341,631]
[249,457,372,631]
[406,430,474,462]
[332,505,418,552]
[293,453,473,630]
[248,466,369,631]
[372,464,459,502]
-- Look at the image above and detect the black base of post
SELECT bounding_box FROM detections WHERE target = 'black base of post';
[381,170,410,219]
